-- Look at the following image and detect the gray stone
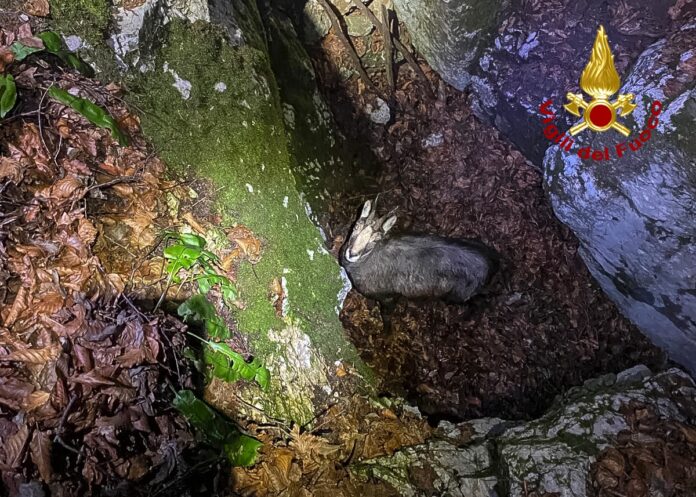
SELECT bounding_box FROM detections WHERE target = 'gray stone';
[616,364,652,385]
[393,0,506,91]
[302,0,331,43]
[543,24,696,376]
[345,11,374,37]
[356,367,696,497]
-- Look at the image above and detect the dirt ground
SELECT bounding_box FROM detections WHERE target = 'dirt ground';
[309,28,666,420]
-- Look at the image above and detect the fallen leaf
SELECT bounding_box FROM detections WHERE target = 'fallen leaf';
[24,0,49,17]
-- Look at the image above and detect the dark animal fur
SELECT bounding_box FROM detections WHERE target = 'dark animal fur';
[341,201,499,303]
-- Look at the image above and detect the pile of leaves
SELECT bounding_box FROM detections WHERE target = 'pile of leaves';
[590,401,696,497]
[0,22,232,496]
[308,6,665,420]
[232,396,430,497]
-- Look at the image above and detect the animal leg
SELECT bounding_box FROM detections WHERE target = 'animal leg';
[379,297,397,333]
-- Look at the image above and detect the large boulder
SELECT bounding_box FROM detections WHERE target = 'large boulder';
[393,0,676,164]
[49,0,372,425]
[544,23,696,375]
[356,365,696,497]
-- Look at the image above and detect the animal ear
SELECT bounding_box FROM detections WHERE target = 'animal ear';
[382,215,397,233]
[360,201,371,219]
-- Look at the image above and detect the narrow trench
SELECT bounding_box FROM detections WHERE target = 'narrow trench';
[300,14,666,421]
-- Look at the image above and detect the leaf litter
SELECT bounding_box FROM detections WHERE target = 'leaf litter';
[0,17,437,497]
[0,21,242,497]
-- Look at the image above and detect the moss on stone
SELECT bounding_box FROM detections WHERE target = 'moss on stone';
[128,16,371,422]
[50,0,112,46]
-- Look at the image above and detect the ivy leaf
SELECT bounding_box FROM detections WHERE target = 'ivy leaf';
[173,390,261,467]
[47,86,128,145]
[0,75,17,119]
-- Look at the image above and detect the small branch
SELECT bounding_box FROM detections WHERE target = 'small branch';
[381,4,395,94]
[86,175,139,193]
[317,0,384,99]
[350,0,435,99]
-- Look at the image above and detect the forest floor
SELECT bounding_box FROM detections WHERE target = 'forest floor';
[308,16,667,421]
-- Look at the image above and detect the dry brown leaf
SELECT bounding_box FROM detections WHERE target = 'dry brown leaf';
[2,345,59,364]
[123,0,147,9]
[2,285,29,327]
[227,225,263,264]
[22,390,51,411]
[269,277,285,317]
[0,157,23,183]
[30,430,53,482]
[2,424,30,469]
[78,218,99,246]
[35,292,65,315]
[24,0,49,16]
[37,176,85,201]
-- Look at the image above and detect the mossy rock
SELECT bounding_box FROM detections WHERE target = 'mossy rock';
[50,0,373,424]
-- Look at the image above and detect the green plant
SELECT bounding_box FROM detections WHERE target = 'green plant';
[163,232,237,305]
[48,86,128,145]
[167,233,269,390]
[173,389,262,467]
[179,300,270,390]
[0,75,17,118]
[10,31,94,75]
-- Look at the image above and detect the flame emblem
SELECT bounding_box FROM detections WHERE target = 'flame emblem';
[564,26,636,136]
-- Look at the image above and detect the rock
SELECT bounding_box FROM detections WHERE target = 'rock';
[543,23,696,375]
[392,0,505,91]
[356,367,696,497]
[50,0,373,425]
[366,97,391,124]
[344,10,374,37]
[393,0,676,164]
[302,0,331,43]
[266,10,356,216]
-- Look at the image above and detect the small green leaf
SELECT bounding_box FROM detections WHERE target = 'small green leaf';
[178,233,207,249]
[164,243,203,276]
[37,31,62,52]
[203,342,270,389]
[173,389,262,467]
[48,86,128,145]
[225,435,263,467]
[178,295,230,339]
[10,41,43,61]
[0,75,17,119]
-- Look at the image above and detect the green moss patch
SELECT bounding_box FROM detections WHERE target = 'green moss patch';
[128,17,370,420]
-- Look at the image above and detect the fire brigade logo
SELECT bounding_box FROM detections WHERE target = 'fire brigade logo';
[564,26,636,136]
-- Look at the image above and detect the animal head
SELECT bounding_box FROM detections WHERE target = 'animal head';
[344,199,397,263]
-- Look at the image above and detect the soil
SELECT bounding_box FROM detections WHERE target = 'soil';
[308,27,667,420]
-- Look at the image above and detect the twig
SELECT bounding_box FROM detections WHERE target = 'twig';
[37,87,55,162]
[350,0,435,99]
[317,0,384,99]
[381,4,395,94]
[85,175,139,193]
[54,395,80,455]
